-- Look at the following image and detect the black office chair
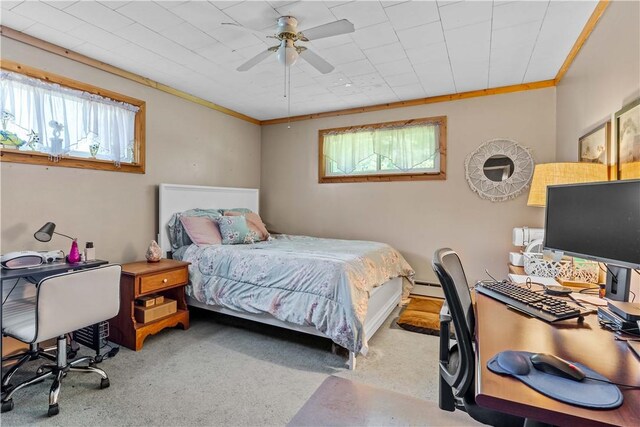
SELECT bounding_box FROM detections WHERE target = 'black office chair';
[432,248,525,427]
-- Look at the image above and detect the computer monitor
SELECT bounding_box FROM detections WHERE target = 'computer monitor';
[544,179,640,301]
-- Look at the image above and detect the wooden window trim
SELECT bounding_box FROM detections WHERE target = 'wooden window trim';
[0,60,146,174]
[318,116,447,183]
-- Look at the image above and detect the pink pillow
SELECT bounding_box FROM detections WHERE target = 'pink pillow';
[179,216,222,246]
[224,211,270,241]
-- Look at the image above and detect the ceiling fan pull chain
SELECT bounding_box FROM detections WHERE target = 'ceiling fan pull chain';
[287,64,292,129]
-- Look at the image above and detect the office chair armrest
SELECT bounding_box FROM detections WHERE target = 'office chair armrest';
[439,304,452,362]
[439,303,452,323]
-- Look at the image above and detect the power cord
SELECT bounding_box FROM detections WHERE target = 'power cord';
[2,275,41,305]
[2,278,21,305]
[584,376,640,389]
[484,269,500,283]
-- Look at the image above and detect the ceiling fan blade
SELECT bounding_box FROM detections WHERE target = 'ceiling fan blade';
[221,22,269,39]
[237,50,273,72]
[298,19,355,41]
[299,49,335,74]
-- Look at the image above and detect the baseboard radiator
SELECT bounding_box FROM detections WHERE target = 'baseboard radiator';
[411,280,443,298]
[414,280,441,287]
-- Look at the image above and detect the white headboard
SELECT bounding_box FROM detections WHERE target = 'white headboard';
[158,183,259,255]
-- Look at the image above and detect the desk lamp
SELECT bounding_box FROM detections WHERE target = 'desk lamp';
[34,222,81,263]
[527,163,608,207]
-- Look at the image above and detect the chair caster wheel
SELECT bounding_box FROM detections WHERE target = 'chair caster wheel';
[1,399,14,413]
[67,351,77,360]
[48,403,59,417]
[100,378,110,389]
[95,355,104,363]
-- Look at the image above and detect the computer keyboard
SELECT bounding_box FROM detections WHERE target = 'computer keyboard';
[475,281,583,322]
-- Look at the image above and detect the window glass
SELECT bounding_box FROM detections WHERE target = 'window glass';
[1,70,138,163]
[0,64,145,173]
[320,117,446,182]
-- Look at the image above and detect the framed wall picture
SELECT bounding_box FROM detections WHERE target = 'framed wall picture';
[579,121,610,165]
[616,98,640,180]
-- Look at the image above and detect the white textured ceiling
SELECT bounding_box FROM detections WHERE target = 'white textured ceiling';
[1,1,598,120]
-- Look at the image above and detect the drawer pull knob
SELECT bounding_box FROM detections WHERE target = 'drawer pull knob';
[163,278,168,283]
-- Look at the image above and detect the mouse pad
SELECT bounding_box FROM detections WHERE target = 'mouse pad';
[487,351,623,409]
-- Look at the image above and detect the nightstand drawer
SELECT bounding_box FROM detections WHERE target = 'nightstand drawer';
[139,268,188,294]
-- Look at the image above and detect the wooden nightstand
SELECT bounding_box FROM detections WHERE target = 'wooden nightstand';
[108,259,190,351]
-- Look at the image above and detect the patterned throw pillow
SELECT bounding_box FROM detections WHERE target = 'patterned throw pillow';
[222,208,253,214]
[223,210,270,241]
[215,215,260,244]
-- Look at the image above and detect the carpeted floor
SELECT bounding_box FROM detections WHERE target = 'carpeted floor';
[1,307,472,426]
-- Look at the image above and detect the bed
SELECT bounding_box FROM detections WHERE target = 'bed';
[158,183,414,369]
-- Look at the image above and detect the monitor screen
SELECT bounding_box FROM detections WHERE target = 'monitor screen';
[544,180,640,269]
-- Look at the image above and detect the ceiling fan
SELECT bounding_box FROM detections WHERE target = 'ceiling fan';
[225,16,355,74]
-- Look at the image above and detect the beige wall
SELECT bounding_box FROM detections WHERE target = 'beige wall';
[0,37,261,263]
[556,0,640,161]
[555,0,640,294]
[261,88,556,283]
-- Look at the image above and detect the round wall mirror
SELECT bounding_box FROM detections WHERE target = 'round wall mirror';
[483,155,515,182]
[465,139,534,202]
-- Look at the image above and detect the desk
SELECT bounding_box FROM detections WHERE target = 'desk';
[475,293,640,426]
[1,260,108,358]
[1,259,108,282]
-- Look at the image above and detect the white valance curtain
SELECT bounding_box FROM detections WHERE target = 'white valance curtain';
[323,123,440,174]
[0,71,138,162]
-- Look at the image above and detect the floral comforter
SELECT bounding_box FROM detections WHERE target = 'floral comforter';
[178,235,414,354]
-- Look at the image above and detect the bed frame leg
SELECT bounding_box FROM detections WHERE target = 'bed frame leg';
[348,352,356,370]
[331,343,339,355]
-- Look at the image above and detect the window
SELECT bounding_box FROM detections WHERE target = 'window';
[318,116,446,183]
[0,61,145,173]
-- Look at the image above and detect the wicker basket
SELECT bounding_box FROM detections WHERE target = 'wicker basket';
[523,253,599,283]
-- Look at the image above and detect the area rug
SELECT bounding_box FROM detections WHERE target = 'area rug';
[397,296,444,336]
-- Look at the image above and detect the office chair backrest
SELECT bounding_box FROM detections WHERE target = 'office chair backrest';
[35,265,121,343]
[432,248,475,397]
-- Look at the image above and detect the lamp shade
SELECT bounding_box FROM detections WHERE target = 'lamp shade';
[527,163,608,207]
[34,222,56,242]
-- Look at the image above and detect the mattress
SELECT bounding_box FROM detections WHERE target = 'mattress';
[177,234,414,353]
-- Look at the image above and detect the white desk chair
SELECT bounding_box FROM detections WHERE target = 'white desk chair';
[1,265,121,416]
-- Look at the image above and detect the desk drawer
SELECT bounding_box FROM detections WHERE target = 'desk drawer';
[139,268,187,294]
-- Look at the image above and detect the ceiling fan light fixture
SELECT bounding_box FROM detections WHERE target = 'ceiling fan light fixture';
[277,40,299,66]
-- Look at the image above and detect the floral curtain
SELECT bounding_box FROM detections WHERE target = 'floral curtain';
[323,123,440,174]
[0,71,138,163]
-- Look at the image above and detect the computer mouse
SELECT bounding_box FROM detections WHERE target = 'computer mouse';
[544,285,573,296]
[530,353,585,381]
[496,351,531,375]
